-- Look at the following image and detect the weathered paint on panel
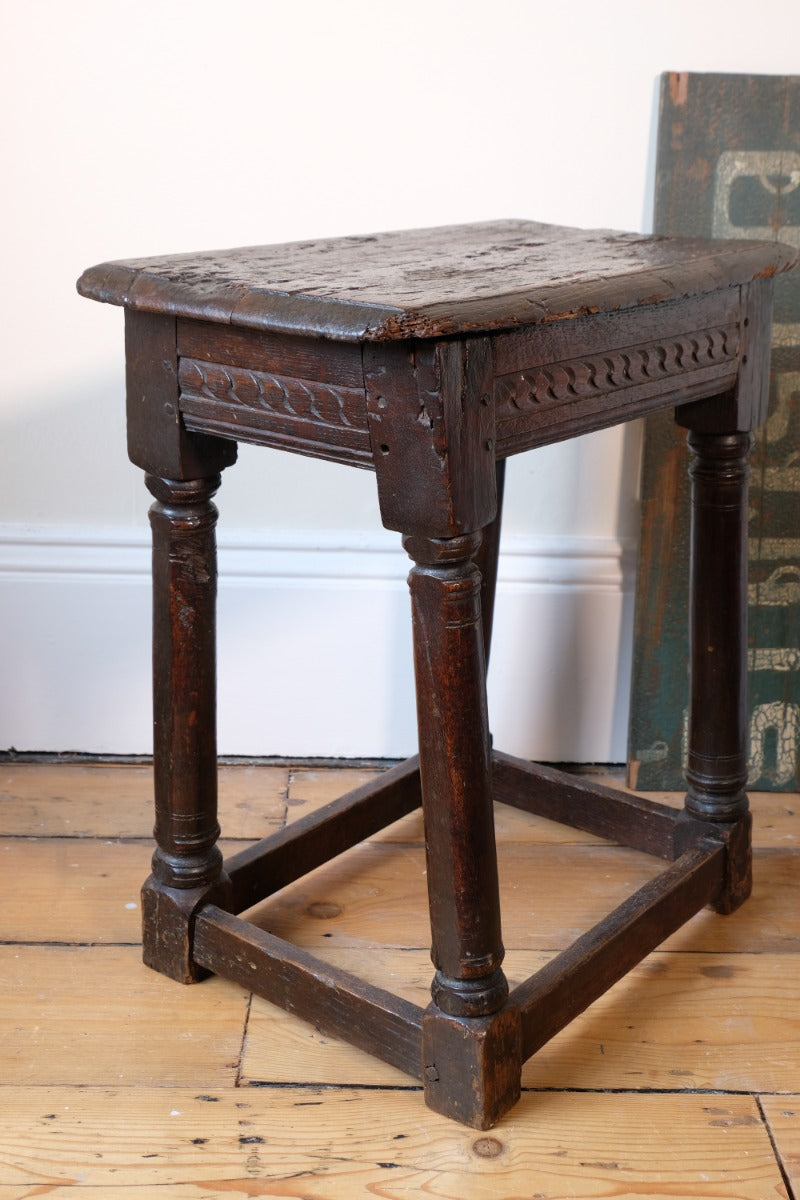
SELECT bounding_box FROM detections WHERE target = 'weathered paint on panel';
[630,72,800,791]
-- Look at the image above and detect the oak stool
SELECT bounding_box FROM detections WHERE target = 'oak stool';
[78,221,797,1127]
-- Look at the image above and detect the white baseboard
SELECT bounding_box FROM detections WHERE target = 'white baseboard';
[0,525,636,760]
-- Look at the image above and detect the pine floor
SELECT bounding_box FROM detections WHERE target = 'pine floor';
[1,759,798,1199]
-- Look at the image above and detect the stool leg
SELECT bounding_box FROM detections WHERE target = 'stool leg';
[140,474,232,982]
[403,530,507,1016]
[684,430,752,911]
[404,530,520,1128]
[474,458,506,667]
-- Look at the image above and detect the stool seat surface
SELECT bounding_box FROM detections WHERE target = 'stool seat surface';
[77,219,796,343]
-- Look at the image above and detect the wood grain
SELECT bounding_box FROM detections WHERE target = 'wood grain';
[224,756,421,912]
[241,839,800,956]
[289,765,800,849]
[3,763,797,953]
[0,838,151,942]
[195,906,424,1078]
[177,317,365,385]
[2,761,797,1192]
[241,947,800,1094]
[0,946,248,1087]
[0,838,265,944]
[493,751,680,858]
[241,840,663,951]
[4,832,796,952]
[760,1096,800,1195]
[512,842,725,1060]
[0,761,288,838]
[0,1088,786,1197]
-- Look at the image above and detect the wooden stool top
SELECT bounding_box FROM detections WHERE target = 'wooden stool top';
[78,220,797,536]
[77,219,797,344]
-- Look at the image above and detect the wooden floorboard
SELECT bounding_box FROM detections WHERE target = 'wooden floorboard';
[761,1097,800,1195]
[0,1088,787,1197]
[1,760,798,1198]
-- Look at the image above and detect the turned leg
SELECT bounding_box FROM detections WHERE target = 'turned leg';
[684,431,752,911]
[141,474,232,982]
[403,530,520,1127]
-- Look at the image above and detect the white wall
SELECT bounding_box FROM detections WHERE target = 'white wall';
[1,0,796,757]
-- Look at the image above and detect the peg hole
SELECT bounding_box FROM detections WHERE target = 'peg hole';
[380,443,390,455]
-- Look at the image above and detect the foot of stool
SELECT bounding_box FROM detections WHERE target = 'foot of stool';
[674,810,753,915]
[142,872,232,984]
[713,812,753,915]
[421,1004,522,1129]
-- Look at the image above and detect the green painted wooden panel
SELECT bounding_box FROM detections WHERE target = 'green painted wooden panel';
[629,72,800,791]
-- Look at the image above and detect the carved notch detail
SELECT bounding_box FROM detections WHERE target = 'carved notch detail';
[494,324,740,415]
[178,359,369,432]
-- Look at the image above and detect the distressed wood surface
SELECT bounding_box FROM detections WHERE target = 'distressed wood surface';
[402,533,505,1021]
[492,290,747,453]
[1,761,797,1192]
[630,71,800,793]
[124,311,237,480]
[77,218,795,342]
[364,339,497,534]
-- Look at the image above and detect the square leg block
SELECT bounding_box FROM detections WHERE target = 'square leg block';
[422,1004,522,1129]
[141,873,232,984]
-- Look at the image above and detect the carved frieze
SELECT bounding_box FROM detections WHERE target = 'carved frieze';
[178,358,372,466]
[494,324,740,417]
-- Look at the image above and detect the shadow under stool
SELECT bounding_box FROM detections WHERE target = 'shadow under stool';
[78,220,797,1128]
